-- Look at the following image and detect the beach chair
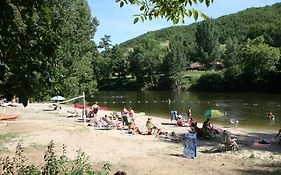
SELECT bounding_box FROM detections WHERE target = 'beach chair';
[220,130,238,151]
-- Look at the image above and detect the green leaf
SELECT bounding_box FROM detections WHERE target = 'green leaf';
[172,18,179,25]
[192,0,198,4]
[120,1,124,7]
[188,10,192,16]
[200,11,207,19]
[140,5,145,11]
[193,10,198,21]
[206,0,211,7]
[141,15,145,22]
[199,0,204,3]
[134,17,139,24]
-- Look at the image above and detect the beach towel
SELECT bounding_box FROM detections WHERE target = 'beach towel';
[252,139,271,148]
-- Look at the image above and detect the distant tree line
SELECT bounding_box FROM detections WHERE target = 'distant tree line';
[117,3,281,92]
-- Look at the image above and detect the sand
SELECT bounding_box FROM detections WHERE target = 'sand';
[0,103,281,175]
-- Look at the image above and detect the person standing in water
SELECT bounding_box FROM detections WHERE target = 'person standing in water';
[187,107,192,118]
[266,111,275,120]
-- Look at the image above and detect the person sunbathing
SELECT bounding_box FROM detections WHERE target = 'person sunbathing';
[221,130,239,150]
[202,118,215,139]
[126,122,145,135]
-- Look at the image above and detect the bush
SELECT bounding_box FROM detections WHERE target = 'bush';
[0,141,111,175]
[191,73,225,91]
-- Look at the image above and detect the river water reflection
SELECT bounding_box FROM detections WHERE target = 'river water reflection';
[89,91,281,130]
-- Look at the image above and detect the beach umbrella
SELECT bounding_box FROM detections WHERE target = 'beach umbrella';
[202,109,224,119]
[51,96,65,101]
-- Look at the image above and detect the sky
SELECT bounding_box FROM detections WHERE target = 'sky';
[88,0,281,45]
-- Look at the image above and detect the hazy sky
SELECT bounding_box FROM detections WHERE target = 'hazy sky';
[88,0,281,45]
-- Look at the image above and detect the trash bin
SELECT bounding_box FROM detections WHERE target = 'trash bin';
[183,130,197,159]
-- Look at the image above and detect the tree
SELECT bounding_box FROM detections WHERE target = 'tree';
[49,0,99,98]
[110,45,128,78]
[195,18,220,66]
[223,38,239,68]
[162,35,188,90]
[238,36,280,81]
[116,0,213,24]
[98,35,113,52]
[0,0,60,103]
[128,38,164,89]
[95,35,114,81]
[223,37,242,79]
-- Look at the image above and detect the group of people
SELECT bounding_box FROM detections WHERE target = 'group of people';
[174,107,239,150]
[88,104,281,151]
[87,105,163,136]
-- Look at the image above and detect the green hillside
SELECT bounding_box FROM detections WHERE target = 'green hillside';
[112,3,281,92]
[120,2,281,48]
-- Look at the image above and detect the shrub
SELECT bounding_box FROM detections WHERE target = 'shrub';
[0,141,111,175]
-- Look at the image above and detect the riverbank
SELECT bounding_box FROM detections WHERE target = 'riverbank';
[0,103,281,174]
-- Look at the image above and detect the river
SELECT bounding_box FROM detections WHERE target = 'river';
[88,91,281,130]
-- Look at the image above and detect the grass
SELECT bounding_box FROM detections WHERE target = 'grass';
[0,133,16,152]
[0,133,16,145]
[183,70,223,78]
[182,70,224,90]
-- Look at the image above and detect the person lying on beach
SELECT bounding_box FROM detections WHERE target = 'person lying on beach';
[102,115,122,128]
[127,122,144,135]
[157,131,183,142]
[66,110,79,117]
[88,118,109,128]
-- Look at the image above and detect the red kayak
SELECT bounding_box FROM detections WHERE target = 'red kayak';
[74,104,108,110]
[0,115,17,120]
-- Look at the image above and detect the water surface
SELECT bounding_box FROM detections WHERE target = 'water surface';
[89,91,281,130]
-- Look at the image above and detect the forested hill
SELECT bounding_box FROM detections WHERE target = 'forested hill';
[120,2,281,47]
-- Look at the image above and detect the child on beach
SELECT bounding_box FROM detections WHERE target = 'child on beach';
[146,117,162,136]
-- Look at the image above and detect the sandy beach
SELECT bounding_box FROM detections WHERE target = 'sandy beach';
[0,103,281,175]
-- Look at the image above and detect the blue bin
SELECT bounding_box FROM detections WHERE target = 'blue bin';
[183,132,197,159]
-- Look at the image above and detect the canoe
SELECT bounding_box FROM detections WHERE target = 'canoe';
[0,115,17,120]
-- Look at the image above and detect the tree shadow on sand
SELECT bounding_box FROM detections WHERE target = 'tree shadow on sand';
[234,132,281,153]
[236,162,281,175]
[158,130,281,173]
